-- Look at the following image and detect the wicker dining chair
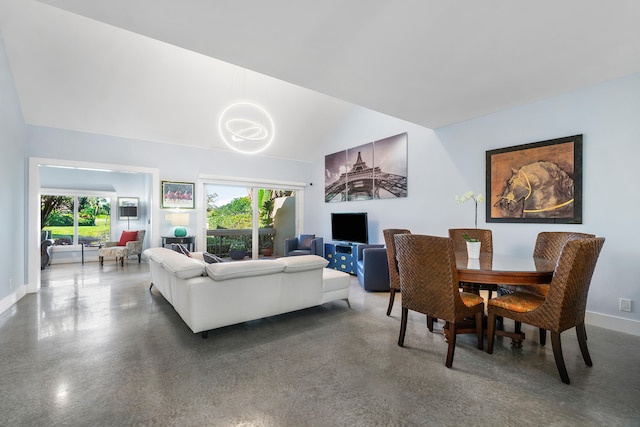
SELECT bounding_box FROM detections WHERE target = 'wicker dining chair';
[448,228,495,299]
[395,234,484,368]
[486,237,605,384]
[383,228,411,316]
[501,231,596,345]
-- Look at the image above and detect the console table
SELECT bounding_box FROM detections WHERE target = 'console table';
[324,243,357,274]
[162,236,196,252]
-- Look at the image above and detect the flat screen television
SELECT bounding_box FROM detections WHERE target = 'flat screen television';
[331,212,368,244]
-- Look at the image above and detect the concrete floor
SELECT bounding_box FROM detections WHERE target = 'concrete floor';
[1,260,639,426]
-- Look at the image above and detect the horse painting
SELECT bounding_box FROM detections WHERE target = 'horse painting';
[494,161,574,219]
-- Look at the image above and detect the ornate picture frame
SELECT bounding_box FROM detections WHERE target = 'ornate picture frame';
[486,135,582,223]
[161,181,195,209]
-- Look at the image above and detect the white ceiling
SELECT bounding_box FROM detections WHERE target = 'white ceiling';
[2,0,640,161]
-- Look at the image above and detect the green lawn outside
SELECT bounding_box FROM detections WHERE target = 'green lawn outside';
[44,215,111,242]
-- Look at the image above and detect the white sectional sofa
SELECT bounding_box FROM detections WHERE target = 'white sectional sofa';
[144,247,351,338]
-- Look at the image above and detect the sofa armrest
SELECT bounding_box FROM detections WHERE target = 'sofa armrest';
[356,244,384,261]
[284,238,298,256]
[310,237,324,257]
[125,240,143,253]
[357,247,390,291]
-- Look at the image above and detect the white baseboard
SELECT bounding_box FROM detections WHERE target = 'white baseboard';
[0,285,27,316]
[586,311,640,336]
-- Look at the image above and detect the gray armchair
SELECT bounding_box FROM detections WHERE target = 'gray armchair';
[284,234,323,257]
[356,244,390,291]
[41,230,54,270]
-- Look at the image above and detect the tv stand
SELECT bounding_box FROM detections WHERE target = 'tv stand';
[324,243,357,274]
[335,244,352,254]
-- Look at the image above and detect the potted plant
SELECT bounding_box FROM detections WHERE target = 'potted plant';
[455,191,485,258]
[261,240,273,257]
[229,241,247,260]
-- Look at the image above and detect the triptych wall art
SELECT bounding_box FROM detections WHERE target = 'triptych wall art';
[486,134,582,223]
[324,132,408,202]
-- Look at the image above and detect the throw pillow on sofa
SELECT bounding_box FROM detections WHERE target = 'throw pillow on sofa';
[203,252,225,264]
[172,243,191,257]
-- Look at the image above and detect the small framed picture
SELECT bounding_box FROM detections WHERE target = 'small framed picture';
[161,181,195,209]
[117,197,139,220]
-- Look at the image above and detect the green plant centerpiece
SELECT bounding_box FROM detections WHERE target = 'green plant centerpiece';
[455,191,485,242]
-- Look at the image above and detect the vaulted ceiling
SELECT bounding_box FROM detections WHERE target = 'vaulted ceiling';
[2,1,640,161]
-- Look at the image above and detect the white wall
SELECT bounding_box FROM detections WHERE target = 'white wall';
[0,34,26,307]
[312,74,640,335]
[25,125,314,244]
[309,107,471,242]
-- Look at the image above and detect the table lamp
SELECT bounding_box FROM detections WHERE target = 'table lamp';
[170,213,189,237]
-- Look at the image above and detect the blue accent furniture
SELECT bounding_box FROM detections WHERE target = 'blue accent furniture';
[284,234,324,257]
[356,244,390,291]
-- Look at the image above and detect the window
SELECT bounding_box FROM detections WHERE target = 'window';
[41,193,111,247]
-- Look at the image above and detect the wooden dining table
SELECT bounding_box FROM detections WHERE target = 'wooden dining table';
[455,252,556,287]
[454,251,557,347]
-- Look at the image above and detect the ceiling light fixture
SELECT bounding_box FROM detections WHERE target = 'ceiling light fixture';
[218,101,275,154]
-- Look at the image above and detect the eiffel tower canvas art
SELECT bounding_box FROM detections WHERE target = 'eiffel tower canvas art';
[325,133,408,202]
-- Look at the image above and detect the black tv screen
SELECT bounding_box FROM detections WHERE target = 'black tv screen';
[331,212,368,244]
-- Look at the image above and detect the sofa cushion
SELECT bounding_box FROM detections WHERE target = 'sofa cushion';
[322,268,351,292]
[205,260,284,281]
[161,254,206,279]
[298,234,315,250]
[143,247,165,263]
[279,254,328,272]
[288,249,312,256]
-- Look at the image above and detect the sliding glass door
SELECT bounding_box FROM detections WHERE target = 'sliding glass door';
[204,184,296,258]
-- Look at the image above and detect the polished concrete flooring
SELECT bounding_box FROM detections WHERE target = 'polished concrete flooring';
[1,261,639,426]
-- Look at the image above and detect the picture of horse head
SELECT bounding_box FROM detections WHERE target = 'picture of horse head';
[495,161,574,219]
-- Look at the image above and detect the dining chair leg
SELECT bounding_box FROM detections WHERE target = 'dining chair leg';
[515,321,522,334]
[445,323,457,368]
[427,315,434,332]
[475,311,483,350]
[539,328,547,346]
[486,312,496,354]
[551,331,570,384]
[398,307,408,347]
[386,289,396,316]
[576,322,593,367]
